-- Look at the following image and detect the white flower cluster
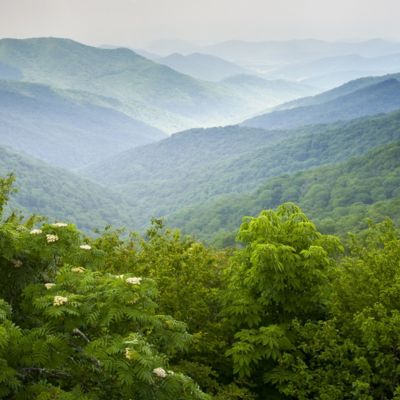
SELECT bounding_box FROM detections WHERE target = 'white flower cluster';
[53,295,68,306]
[126,277,142,285]
[11,259,23,268]
[51,222,68,228]
[30,229,42,235]
[71,267,86,273]
[80,244,91,250]
[45,283,55,290]
[46,234,59,243]
[153,367,167,378]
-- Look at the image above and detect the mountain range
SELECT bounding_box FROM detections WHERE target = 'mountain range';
[0,80,165,169]
[1,37,400,241]
[244,77,400,130]
[0,37,316,133]
[156,52,247,81]
[82,109,400,228]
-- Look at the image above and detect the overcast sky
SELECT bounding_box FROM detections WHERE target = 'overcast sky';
[1,0,399,48]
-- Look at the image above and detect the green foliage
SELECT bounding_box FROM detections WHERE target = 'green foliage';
[224,204,341,391]
[0,176,209,400]
[268,220,400,399]
[2,172,400,399]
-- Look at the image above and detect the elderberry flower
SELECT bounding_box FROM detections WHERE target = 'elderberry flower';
[71,267,86,273]
[11,259,23,268]
[45,283,55,290]
[51,222,68,228]
[53,295,68,306]
[46,234,59,243]
[153,367,167,378]
[30,229,42,235]
[79,244,91,250]
[126,277,142,285]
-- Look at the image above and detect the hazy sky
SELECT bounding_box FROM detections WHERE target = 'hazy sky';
[1,0,400,48]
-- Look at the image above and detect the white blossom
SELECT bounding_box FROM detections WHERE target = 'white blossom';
[11,259,23,268]
[71,267,86,273]
[45,283,56,290]
[51,222,68,228]
[46,234,59,243]
[126,277,142,285]
[53,295,68,306]
[153,367,167,378]
[30,229,43,235]
[79,244,91,250]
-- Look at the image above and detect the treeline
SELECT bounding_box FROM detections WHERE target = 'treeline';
[1,174,400,399]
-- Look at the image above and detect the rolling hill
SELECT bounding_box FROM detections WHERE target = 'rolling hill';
[83,110,400,228]
[243,78,400,130]
[0,146,134,231]
[272,72,400,111]
[0,80,165,169]
[169,141,400,243]
[0,37,317,132]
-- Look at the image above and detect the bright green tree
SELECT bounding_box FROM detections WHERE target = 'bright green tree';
[224,203,341,397]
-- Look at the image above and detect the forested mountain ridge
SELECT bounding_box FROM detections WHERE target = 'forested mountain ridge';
[0,80,165,169]
[243,77,400,129]
[169,141,400,243]
[0,37,317,132]
[272,72,400,111]
[0,145,134,230]
[83,110,400,228]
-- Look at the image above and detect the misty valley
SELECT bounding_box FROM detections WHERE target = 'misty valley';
[1,34,400,400]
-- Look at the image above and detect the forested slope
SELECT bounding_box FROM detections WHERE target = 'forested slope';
[0,146,134,230]
[84,111,400,227]
[170,142,400,243]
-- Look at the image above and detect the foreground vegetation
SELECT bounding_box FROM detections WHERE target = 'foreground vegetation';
[1,174,400,399]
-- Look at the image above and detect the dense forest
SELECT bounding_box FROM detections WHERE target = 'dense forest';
[170,141,400,244]
[1,174,400,399]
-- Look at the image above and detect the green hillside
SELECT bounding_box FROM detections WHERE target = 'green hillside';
[0,38,316,132]
[0,80,165,169]
[84,111,400,227]
[170,142,400,243]
[0,146,134,231]
[243,78,400,129]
